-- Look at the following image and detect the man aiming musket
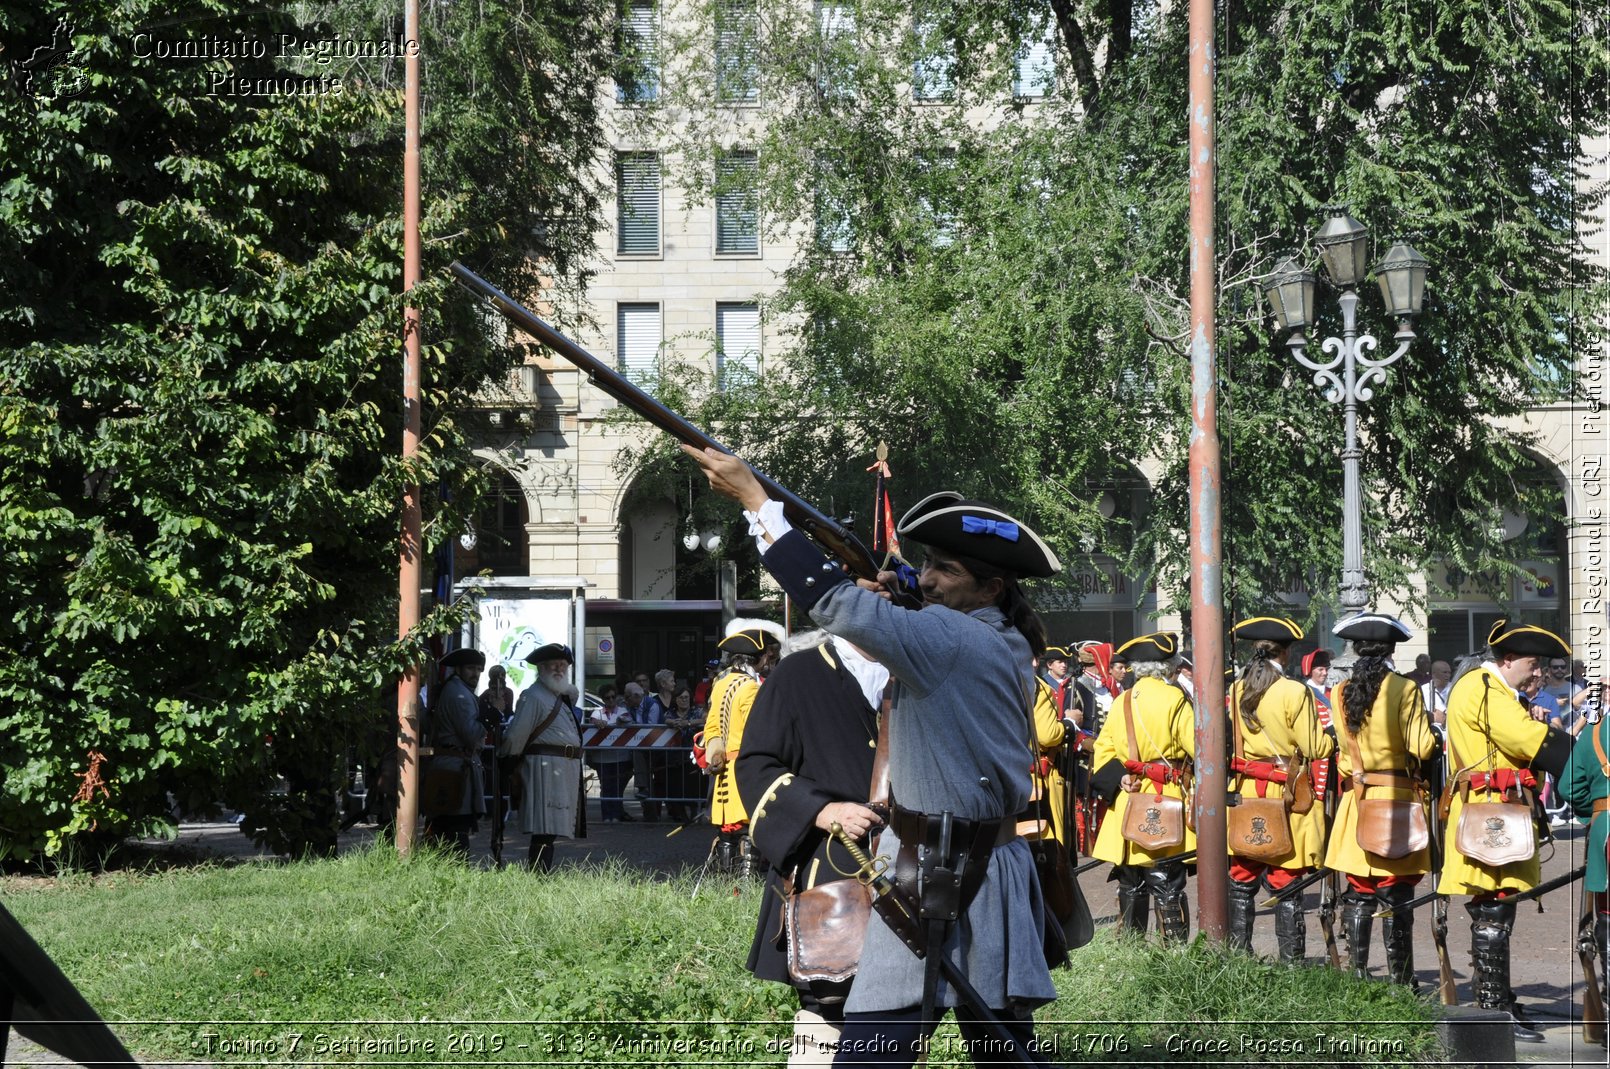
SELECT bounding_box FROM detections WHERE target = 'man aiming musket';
[687,447,1060,1069]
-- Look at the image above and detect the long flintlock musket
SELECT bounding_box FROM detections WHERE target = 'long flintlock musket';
[450,262,918,607]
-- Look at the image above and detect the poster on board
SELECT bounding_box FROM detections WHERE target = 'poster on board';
[471,597,575,693]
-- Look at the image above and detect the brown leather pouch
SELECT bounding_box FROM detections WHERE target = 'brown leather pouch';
[420,754,472,815]
[1286,755,1314,815]
[1355,796,1430,858]
[785,878,872,985]
[1455,796,1535,866]
[1228,794,1293,860]
[1121,791,1186,850]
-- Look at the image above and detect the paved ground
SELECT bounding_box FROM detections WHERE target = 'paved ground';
[5,797,1605,1066]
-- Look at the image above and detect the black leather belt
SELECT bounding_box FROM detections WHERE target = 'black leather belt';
[525,744,580,759]
[890,804,1018,849]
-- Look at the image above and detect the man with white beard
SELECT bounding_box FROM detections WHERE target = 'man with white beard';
[499,643,585,872]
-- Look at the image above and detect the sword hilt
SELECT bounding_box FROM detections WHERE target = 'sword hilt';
[829,821,890,889]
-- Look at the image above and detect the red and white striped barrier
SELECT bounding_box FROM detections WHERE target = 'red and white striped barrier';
[578,725,685,750]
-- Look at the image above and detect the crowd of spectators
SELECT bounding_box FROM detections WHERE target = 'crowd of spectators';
[572,659,722,822]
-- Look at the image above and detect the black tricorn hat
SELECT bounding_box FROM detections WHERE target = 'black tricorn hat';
[525,642,574,665]
[1043,645,1071,663]
[897,492,1061,579]
[440,647,486,669]
[1332,613,1413,644]
[1232,616,1304,643]
[719,628,777,654]
[1486,619,1570,659]
[1116,631,1178,663]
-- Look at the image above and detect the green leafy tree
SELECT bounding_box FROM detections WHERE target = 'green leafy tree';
[0,0,614,860]
[624,0,1606,618]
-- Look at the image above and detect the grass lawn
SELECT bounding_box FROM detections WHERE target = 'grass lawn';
[3,847,1446,1065]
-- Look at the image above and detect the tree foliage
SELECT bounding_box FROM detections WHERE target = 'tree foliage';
[628,0,1607,618]
[0,0,614,860]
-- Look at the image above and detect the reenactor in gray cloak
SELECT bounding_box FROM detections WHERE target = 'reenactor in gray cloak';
[685,442,1059,1069]
[423,647,489,855]
[499,642,584,872]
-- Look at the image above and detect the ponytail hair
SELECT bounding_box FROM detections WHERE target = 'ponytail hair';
[1237,640,1289,733]
[956,553,1048,658]
[1342,640,1395,735]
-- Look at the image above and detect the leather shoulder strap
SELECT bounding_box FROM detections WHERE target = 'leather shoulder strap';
[1122,690,1139,763]
[1335,701,1368,801]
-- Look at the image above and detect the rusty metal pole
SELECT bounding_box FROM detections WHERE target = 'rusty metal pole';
[1187,0,1227,940]
[394,0,424,856]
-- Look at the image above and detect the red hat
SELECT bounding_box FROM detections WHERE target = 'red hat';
[1301,649,1331,677]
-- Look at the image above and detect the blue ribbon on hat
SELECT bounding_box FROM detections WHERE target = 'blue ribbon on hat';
[961,515,1019,541]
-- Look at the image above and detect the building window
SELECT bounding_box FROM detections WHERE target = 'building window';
[717,303,761,388]
[618,303,662,389]
[616,152,661,256]
[918,148,957,247]
[617,0,659,103]
[1014,27,1055,99]
[715,150,760,255]
[815,185,853,253]
[715,0,760,104]
[816,2,856,99]
[912,17,954,101]
[474,472,528,576]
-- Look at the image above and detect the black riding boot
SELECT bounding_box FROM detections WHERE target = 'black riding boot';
[738,834,762,880]
[714,831,739,874]
[1146,863,1191,944]
[1273,892,1307,965]
[1377,883,1417,988]
[1227,878,1257,953]
[1340,888,1374,979]
[1469,898,1541,1043]
[1114,866,1150,936]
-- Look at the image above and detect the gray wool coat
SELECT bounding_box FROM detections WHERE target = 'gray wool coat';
[808,583,1057,1014]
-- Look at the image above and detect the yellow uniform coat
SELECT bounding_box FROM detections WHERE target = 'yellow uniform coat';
[704,670,760,826]
[1091,676,1195,865]
[1030,678,1070,847]
[1436,664,1550,895]
[1322,673,1438,877]
[1228,676,1335,868]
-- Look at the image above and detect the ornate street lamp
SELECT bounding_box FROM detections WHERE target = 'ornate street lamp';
[1262,210,1431,612]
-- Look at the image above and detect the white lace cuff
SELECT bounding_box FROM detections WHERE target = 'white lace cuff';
[743,499,793,551]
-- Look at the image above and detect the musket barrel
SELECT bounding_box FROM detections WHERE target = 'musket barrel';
[450,262,885,584]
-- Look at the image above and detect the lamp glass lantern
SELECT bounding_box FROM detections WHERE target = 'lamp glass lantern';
[1263,255,1317,332]
[1373,241,1430,318]
[1314,208,1370,287]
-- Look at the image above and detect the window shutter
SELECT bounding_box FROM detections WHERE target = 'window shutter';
[716,0,759,103]
[716,151,759,254]
[616,153,660,255]
[618,0,659,103]
[1015,33,1054,98]
[717,303,761,388]
[618,303,661,390]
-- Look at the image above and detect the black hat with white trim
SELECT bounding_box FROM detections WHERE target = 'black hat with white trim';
[1115,631,1178,663]
[1231,616,1304,643]
[525,642,574,665]
[1485,619,1571,659]
[897,491,1061,579]
[440,647,486,669]
[1332,613,1413,644]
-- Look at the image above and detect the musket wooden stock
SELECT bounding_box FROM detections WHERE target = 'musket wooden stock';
[450,262,886,586]
[1581,896,1606,1045]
